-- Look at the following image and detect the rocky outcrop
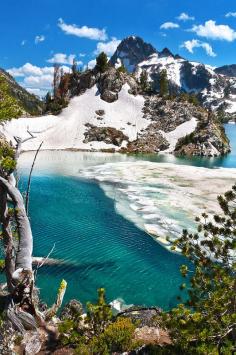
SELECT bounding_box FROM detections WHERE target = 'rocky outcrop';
[142,96,207,132]
[84,124,129,147]
[69,66,139,104]
[122,125,169,153]
[174,116,230,157]
[110,36,157,72]
[60,300,83,320]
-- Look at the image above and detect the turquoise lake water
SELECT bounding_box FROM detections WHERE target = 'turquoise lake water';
[3,124,236,310]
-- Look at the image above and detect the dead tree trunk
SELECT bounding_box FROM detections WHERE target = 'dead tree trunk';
[0,136,67,333]
[0,177,33,291]
[0,185,15,292]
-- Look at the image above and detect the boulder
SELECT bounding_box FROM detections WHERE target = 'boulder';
[84,125,128,147]
[60,300,83,321]
[175,116,231,157]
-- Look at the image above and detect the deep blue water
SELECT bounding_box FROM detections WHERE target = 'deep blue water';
[27,175,187,309]
[1,124,236,310]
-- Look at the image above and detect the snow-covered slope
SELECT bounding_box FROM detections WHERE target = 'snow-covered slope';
[110,37,236,115]
[136,53,236,114]
[0,82,200,154]
[0,84,149,151]
[160,117,197,153]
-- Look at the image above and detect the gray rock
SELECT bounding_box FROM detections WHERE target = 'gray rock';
[175,115,230,157]
[95,109,105,116]
[100,89,118,103]
[110,36,157,73]
[24,333,42,355]
[84,125,128,147]
[60,299,83,321]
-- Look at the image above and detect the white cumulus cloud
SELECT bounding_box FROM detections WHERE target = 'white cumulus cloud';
[7,63,71,98]
[86,59,97,70]
[35,35,45,44]
[160,22,180,30]
[8,63,52,77]
[47,53,83,65]
[181,39,216,57]
[58,18,107,41]
[191,20,236,41]
[225,12,236,18]
[94,38,121,56]
[177,12,195,21]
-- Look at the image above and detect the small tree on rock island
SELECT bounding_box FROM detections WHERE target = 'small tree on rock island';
[96,52,109,73]
[165,185,236,354]
[159,69,169,97]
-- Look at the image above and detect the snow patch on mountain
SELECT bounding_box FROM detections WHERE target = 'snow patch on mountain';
[160,117,197,153]
[0,84,148,151]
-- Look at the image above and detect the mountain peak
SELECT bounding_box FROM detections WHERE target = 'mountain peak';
[159,47,174,58]
[110,36,157,73]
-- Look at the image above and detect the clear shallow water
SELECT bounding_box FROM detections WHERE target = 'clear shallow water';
[2,124,236,310]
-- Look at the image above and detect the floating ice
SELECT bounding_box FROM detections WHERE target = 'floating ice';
[80,161,236,251]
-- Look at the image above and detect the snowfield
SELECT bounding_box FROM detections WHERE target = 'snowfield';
[160,117,197,153]
[0,84,147,151]
[0,83,197,153]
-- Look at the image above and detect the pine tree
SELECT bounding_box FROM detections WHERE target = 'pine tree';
[71,58,77,75]
[159,69,169,97]
[45,92,52,111]
[140,70,149,93]
[53,64,61,99]
[165,185,236,353]
[117,63,127,74]
[96,52,109,73]
[86,288,112,335]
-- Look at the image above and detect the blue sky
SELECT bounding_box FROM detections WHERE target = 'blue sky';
[1,0,236,96]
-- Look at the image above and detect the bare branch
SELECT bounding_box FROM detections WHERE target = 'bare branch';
[25,141,43,215]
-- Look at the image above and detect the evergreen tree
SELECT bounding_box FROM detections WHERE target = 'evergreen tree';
[117,63,127,74]
[159,69,169,97]
[165,185,236,353]
[95,52,109,73]
[140,69,149,93]
[44,92,52,111]
[86,288,112,335]
[71,58,77,75]
[188,93,199,106]
[53,64,61,99]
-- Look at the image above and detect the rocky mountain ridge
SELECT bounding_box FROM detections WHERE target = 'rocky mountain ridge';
[0,68,43,119]
[110,37,236,118]
[0,62,229,157]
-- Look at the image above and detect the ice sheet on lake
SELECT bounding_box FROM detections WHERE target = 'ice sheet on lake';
[80,161,236,250]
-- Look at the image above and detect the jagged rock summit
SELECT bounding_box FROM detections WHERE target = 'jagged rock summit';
[110,36,157,72]
[110,36,236,117]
